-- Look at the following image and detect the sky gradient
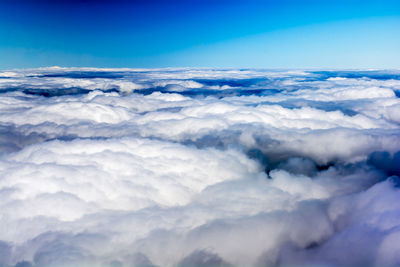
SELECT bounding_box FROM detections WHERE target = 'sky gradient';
[0,0,399,69]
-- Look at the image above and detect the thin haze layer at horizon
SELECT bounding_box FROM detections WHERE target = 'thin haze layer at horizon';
[0,0,399,69]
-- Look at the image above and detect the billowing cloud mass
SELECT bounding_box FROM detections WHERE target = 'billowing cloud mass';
[1,67,400,267]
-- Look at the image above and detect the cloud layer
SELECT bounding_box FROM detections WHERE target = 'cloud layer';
[0,68,400,266]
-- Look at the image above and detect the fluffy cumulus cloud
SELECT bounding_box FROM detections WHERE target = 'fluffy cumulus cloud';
[0,68,400,266]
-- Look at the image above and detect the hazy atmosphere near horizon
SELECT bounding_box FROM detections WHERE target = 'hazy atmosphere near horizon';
[1,1,400,267]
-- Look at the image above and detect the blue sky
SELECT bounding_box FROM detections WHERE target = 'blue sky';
[0,0,399,69]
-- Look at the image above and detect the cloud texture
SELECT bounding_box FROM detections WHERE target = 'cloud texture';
[1,67,400,266]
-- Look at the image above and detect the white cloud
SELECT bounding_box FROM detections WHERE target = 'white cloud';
[0,68,400,266]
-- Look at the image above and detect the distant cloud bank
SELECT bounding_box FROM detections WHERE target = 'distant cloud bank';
[1,68,400,267]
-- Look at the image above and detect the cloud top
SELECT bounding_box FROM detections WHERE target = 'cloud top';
[0,68,400,267]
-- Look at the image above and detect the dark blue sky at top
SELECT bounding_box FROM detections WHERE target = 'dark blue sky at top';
[0,0,399,68]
